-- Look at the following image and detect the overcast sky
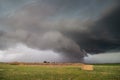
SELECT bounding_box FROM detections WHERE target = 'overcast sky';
[0,0,120,63]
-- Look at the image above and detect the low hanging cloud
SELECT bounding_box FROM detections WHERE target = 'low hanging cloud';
[84,52,120,63]
[0,43,66,62]
[0,30,86,61]
[0,0,89,61]
[0,0,120,63]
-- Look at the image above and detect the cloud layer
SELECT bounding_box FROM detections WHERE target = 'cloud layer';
[0,0,120,62]
[84,52,120,63]
[0,43,82,62]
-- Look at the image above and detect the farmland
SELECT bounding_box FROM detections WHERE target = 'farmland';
[0,63,120,80]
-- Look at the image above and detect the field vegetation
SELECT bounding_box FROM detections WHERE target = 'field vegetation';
[0,63,120,80]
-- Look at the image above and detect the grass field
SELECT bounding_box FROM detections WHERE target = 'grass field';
[0,63,120,80]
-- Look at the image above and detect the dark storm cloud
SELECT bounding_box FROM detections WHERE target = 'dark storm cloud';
[65,5,120,54]
[93,5,120,52]
[0,0,120,61]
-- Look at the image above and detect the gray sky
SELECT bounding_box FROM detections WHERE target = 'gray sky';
[0,0,120,63]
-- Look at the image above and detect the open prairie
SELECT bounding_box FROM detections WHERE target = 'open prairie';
[0,63,120,80]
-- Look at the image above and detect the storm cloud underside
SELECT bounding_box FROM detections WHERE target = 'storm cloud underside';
[0,0,120,63]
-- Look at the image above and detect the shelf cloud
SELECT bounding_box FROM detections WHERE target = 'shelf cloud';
[0,0,120,63]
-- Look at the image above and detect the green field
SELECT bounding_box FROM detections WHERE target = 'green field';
[0,63,120,80]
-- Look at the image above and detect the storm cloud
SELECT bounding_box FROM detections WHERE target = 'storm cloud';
[66,4,120,54]
[0,0,120,62]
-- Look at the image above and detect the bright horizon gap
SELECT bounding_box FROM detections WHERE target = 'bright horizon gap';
[0,43,120,63]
